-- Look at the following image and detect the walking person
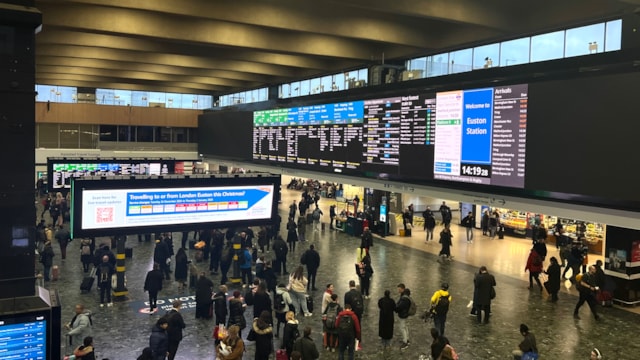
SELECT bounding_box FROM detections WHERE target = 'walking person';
[144,263,164,315]
[273,235,289,275]
[525,249,544,292]
[54,224,71,260]
[293,326,320,360]
[335,303,361,360]
[39,240,55,281]
[344,280,365,325]
[356,252,373,299]
[288,265,312,317]
[461,211,475,243]
[149,317,169,360]
[174,248,188,291]
[423,207,436,242]
[79,238,93,273]
[329,204,337,230]
[377,290,396,349]
[65,303,92,348]
[165,300,186,360]
[474,266,496,324]
[322,293,341,352]
[430,282,452,336]
[574,265,601,320]
[195,272,214,319]
[312,206,323,231]
[438,225,454,261]
[297,215,307,242]
[301,244,320,291]
[544,256,561,302]
[96,255,115,307]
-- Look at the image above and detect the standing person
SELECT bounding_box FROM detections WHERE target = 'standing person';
[228,291,247,336]
[144,263,164,315]
[329,204,337,230]
[438,225,453,261]
[195,272,214,319]
[439,201,452,226]
[73,336,96,360]
[219,241,233,285]
[344,280,365,325]
[297,215,307,242]
[65,304,92,347]
[335,303,361,360]
[288,266,312,317]
[544,257,562,302]
[212,285,229,326]
[272,235,289,275]
[525,249,544,292]
[154,238,171,281]
[395,283,412,350]
[322,293,342,352]
[553,219,564,249]
[301,244,320,291]
[293,326,320,360]
[353,195,360,214]
[262,260,278,295]
[424,208,436,242]
[216,325,244,360]
[408,203,415,227]
[489,211,499,238]
[54,224,71,260]
[149,317,169,360]
[289,200,297,219]
[257,226,269,254]
[574,265,601,320]
[360,227,373,251]
[274,284,293,338]
[165,300,186,360]
[430,283,452,336]
[312,206,323,231]
[96,255,115,307]
[321,283,335,315]
[239,246,253,287]
[286,217,299,252]
[402,208,412,233]
[252,310,274,360]
[174,248,188,291]
[281,311,300,359]
[79,238,93,273]
[461,211,475,243]
[377,290,396,349]
[475,266,496,324]
[210,229,225,275]
[252,281,272,321]
[39,240,55,281]
[512,324,538,360]
[481,210,490,236]
[356,253,373,299]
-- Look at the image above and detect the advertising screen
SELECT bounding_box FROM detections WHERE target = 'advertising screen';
[0,314,46,360]
[71,175,281,237]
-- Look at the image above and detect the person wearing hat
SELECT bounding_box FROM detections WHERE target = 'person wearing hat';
[590,347,602,359]
[430,282,452,336]
[512,323,537,360]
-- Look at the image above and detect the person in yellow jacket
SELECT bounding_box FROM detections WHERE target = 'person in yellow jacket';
[430,283,452,336]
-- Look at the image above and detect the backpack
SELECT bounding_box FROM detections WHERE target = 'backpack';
[407,296,417,316]
[337,314,355,337]
[350,291,364,314]
[81,244,91,256]
[274,292,286,312]
[312,209,321,220]
[99,264,110,283]
[324,304,341,330]
[434,295,450,314]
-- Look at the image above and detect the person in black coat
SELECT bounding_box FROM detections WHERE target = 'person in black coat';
[154,239,171,280]
[209,229,225,275]
[174,248,188,291]
[474,266,496,324]
[252,282,273,322]
[377,290,396,348]
[228,291,247,337]
[39,241,55,281]
[262,261,278,295]
[357,253,374,298]
[165,300,186,360]
[301,244,320,291]
[149,317,169,360]
[272,236,289,275]
[144,263,164,314]
[252,311,274,360]
[438,225,453,261]
[544,257,561,302]
[195,272,214,319]
[360,227,373,251]
[286,217,298,252]
[212,285,228,326]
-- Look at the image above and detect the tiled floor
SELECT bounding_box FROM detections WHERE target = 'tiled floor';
[42,188,639,359]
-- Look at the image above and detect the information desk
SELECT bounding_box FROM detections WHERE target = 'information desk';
[335,217,347,232]
[345,217,364,237]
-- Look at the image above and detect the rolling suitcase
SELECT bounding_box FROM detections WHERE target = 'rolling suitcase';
[80,276,95,293]
[52,265,60,281]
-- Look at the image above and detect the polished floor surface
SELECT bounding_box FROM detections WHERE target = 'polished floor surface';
[42,189,639,359]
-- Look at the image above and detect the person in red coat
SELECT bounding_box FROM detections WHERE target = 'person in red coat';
[525,249,544,292]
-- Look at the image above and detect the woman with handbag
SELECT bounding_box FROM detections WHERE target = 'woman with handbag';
[216,325,244,360]
[227,291,247,337]
[288,266,312,317]
[249,311,274,360]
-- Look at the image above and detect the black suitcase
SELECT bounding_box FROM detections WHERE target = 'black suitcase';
[80,276,94,293]
[405,228,412,237]
[498,226,505,239]
[306,295,314,313]
[125,247,133,259]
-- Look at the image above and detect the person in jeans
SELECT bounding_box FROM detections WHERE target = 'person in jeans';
[288,265,312,317]
[335,303,360,360]
[461,211,475,243]
[395,283,411,350]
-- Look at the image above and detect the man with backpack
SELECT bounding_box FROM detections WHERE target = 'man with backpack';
[312,206,323,231]
[395,283,414,350]
[344,280,364,325]
[335,303,361,360]
[96,255,115,307]
[430,282,452,336]
[322,293,342,352]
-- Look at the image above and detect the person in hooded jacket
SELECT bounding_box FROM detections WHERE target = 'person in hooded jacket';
[66,303,92,347]
[195,272,214,319]
[149,317,169,360]
[544,256,562,302]
[274,284,293,338]
[251,310,274,360]
[293,326,320,360]
[281,311,300,359]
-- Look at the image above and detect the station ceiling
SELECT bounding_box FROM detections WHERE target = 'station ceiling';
[33,0,639,96]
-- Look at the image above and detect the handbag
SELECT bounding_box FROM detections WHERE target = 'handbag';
[522,351,539,360]
[246,328,257,342]
[490,286,496,299]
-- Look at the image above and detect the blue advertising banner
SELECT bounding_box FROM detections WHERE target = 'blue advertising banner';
[461,88,493,164]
